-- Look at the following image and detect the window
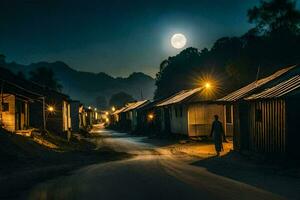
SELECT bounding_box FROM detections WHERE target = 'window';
[2,103,9,112]
[226,105,232,124]
[255,109,262,122]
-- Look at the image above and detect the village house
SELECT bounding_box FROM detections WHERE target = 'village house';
[240,75,300,157]
[0,67,76,137]
[155,87,231,137]
[70,100,80,133]
[0,67,44,135]
[118,100,149,132]
[217,64,299,154]
[28,86,72,135]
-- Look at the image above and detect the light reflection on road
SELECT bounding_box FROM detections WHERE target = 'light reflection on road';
[26,129,284,200]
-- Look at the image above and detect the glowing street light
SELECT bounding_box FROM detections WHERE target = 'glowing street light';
[111,106,116,112]
[205,82,211,89]
[47,106,54,112]
[148,113,154,121]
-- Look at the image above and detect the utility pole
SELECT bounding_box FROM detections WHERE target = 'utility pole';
[42,96,46,130]
[256,65,261,81]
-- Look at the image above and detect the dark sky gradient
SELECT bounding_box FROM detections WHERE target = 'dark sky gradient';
[0,0,260,77]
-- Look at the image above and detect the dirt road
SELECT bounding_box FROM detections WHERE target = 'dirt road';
[25,128,293,200]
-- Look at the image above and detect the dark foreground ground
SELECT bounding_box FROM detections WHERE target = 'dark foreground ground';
[0,128,129,199]
[14,127,300,200]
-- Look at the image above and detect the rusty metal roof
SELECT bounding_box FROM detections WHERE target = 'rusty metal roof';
[217,65,297,102]
[122,100,149,112]
[156,87,203,107]
[245,75,300,100]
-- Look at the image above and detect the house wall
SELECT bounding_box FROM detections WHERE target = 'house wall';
[248,99,286,153]
[0,94,16,132]
[47,101,63,133]
[170,104,188,135]
[70,101,80,132]
[30,101,44,129]
[188,103,224,137]
[62,101,71,131]
[15,98,29,130]
[224,104,234,136]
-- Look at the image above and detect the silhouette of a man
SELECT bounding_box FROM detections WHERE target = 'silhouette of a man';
[210,115,226,156]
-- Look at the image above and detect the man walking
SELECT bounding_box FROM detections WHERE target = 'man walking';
[210,115,226,156]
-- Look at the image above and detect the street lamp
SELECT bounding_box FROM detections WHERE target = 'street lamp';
[47,105,55,112]
[111,106,116,112]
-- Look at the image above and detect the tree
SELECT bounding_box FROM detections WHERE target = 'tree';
[248,0,300,35]
[17,71,26,80]
[109,92,135,108]
[29,67,63,91]
[95,95,108,109]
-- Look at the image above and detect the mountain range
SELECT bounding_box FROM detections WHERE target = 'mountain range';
[4,61,156,106]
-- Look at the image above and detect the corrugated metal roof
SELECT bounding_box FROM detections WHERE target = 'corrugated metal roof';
[245,75,300,100]
[156,87,203,107]
[112,107,126,115]
[122,100,149,112]
[217,65,296,102]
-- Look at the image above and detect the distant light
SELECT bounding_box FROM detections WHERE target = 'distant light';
[88,106,91,109]
[94,108,97,111]
[111,106,116,112]
[47,106,54,112]
[148,114,154,120]
[105,112,109,115]
[105,118,109,123]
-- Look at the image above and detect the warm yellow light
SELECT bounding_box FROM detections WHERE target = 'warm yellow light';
[88,106,91,109]
[148,114,154,120]
[105,111,109,115]
[47,106,54,112]
[205,82,211,89]
[111,106,116,112]
[105,118,109,123]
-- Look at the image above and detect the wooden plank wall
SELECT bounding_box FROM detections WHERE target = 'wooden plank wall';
[188,103,224,137]
[249,99,286,153]
[1,94,16,132]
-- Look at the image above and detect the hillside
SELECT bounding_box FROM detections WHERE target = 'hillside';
[4,61,155,105]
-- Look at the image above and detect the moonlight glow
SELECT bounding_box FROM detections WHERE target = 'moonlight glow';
[171,33,187,49]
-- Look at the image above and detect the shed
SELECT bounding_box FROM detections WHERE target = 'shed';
[243,75,300,157]
[120,100,149,132]
[217,64,299,151]
[156,87,227,137]
[0,67,44,134]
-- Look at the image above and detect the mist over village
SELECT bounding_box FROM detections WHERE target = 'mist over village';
[1,0,300,199]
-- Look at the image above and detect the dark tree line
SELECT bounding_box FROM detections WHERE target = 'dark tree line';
[154,0,300,99]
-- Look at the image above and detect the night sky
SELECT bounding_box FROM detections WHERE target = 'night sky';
[0,0,260,77]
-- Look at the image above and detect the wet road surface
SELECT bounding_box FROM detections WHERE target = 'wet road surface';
[26,129,284,200]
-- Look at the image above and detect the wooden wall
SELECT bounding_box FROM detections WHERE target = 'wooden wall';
[248,99,286,153]
[188,103,224,137]
[70,101,80,132]
[1,94,15,132]
[170,104,188,135]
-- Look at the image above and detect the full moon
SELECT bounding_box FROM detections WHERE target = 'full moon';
[171,33,187,49]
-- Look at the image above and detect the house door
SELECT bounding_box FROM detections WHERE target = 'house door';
[15,101,22,130]
[286,98,300,158]
[239,103,250,151]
